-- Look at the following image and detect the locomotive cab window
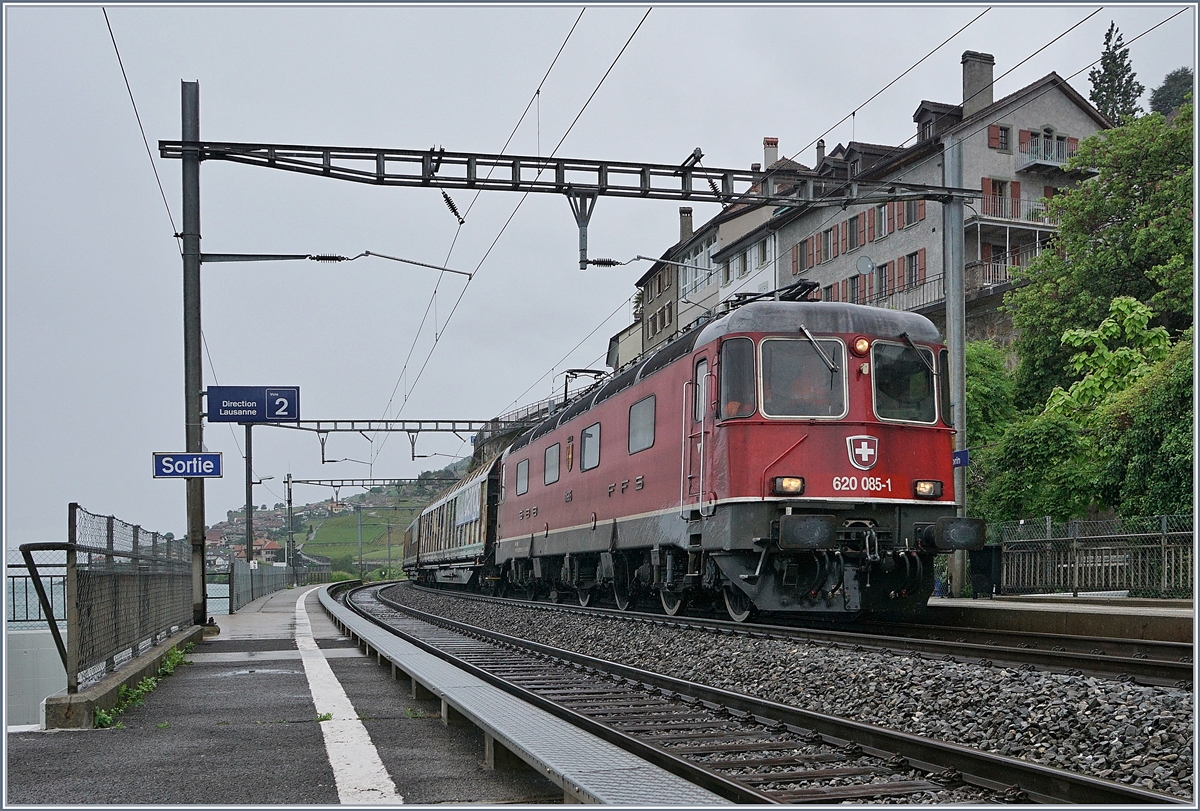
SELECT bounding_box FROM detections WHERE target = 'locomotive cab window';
[544,443,560,485]
[760,338,846,418]
[720,338,756,418]
[628,396,655,454]
[515,459,529,496]
[580,422,601,471]
[693,359,708,422]
[939,349,952,426]
[873,341,937,423]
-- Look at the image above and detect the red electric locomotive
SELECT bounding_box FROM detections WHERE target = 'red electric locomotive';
[405,295,985,621]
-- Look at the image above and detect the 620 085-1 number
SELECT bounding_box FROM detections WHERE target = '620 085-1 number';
[832,476,892,492]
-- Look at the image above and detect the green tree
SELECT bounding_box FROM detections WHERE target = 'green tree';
[1006,101,1192,408]
[964,340,1016,447]
[1093,333,1193,515]
[1149,67,1193,115]
[1088,22,1145,125]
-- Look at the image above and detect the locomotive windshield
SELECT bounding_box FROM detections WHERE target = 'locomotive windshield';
[760,338,846,418]
[873,341,937,423]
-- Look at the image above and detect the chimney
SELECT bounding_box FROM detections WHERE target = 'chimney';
[750,162,761,172]
[763,136,779,167]
[816,139,825,163]
[679,207,693,242]
[961,51,995,119]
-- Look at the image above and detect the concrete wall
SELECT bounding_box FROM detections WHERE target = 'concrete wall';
[6,627,66,727]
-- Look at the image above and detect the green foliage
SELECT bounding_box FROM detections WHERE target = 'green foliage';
[964,341,1016,447]
[330,571,357,582]
[1088,22,1144,125]
[1150,68,1193,115]
[91,644,193,729]
[1045,297,1171,415]
[1093,334,1194,515]
[1007,101,1193,407]
[316,712,333,722]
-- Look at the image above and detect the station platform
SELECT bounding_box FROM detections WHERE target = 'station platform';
[925,595,1193,642]
[5,586,563,805]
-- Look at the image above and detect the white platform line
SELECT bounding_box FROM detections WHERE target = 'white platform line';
[295,588,403,805]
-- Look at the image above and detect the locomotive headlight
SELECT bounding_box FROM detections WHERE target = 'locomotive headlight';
[773,476,805,495]
[914,480,943,498]
[852,336,871,356]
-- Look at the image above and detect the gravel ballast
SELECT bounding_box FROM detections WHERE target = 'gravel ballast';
[387,586,1193,799]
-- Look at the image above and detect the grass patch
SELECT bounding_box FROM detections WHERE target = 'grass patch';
[316,712,333,722]
[93,642,194,729]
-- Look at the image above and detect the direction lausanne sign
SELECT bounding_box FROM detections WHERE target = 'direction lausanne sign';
[207,386,300,423]
[154,452,223,478]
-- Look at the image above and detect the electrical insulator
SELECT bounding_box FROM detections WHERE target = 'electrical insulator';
[442,191,465,225]
[588,258,620,267]
[309,254,349,263]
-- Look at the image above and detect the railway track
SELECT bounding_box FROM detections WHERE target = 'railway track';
[408,585,1193,688]
[344,583,1182,804]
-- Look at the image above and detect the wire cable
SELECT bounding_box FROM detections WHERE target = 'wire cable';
[102,8,181,255]
[372,8,652,462]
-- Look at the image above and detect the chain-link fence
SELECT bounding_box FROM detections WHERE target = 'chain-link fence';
[224,553,331,613]
[993,514,1193,598]
[18,503,195,692]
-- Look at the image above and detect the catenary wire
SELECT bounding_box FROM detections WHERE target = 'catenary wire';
[368,8,590,458]
[370,8,651,464]
[102,8,181,255]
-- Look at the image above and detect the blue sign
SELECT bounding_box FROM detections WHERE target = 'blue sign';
[154,452,223,478]
[207,386,300,423]
[952,449,970,468]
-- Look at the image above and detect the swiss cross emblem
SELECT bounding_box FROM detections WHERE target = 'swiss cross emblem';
[846,435,879,471]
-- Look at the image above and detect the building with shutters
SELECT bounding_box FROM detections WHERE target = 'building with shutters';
[607,51,1108,369]
[764,51,1108,343]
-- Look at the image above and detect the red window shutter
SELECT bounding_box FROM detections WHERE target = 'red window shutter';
[867,210,876,241]
[841,279,848,301]
[981,178,993,215]
[917,199,926,221]
[1067,137,1078,152]
[815,234,822,264]
[1044,185,1056,199]
[887,203,895,232]
[987,124,1001,149]
[865,272,873,299]
[981,243,992,263]
[896,200,905,229]
[1018,129,1032,148]
[807,237,815,268]
[918,248,927,283]
[1010,181,1021,219]
[858,212,867,244]
[791,244,799,276]
[840,221,848,252]
[831,231,839,259]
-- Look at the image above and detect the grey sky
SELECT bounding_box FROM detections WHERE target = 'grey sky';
[4,3,1194,549]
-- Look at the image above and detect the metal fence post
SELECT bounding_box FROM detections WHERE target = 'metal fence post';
[66,504,80,694]
[1070,521,1079,598]
[1160,514,1169,596]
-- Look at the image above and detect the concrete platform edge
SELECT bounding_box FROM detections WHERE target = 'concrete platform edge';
[41,625,205,730]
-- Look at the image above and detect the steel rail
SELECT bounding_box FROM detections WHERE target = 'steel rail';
[339,585,771,804]
[378,584,1183,804]
[412,585,1192,687]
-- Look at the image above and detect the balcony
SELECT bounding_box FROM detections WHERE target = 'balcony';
[974,194,1057,225]
[1016,138,1079,175]
[865,274,945,313]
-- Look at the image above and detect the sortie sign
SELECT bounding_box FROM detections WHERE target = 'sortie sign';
[207,386,300,423]
[153,452,223,478]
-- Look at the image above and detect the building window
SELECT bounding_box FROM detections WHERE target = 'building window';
[798,241,810,272]
[515,459,529,496]
[905,199,919,227]
[757,241,768,266]
[821,228,834,262]
[649,312,659,336]
[997,126,1010,151]
[722,261,731,286]
[848,274,860,304]
[823,284,835,301]
[876,263,889,296]
[628,396,655,453]
[847,217,859,251]
[921,121,933,140]
[580,422,601,471]
[849,160,860,177]
[664,301,672,326]
[906,252,920,286]
[738,252,749,277]
[544,444,560,485]
[875,205,888,239]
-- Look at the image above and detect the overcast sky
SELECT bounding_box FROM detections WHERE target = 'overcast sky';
[4,3,1195,551]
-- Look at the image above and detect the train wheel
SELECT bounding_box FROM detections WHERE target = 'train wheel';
[723,587,755,623]
[548,588,566,604]
[659,588,686,616]
[577,588,595,607]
